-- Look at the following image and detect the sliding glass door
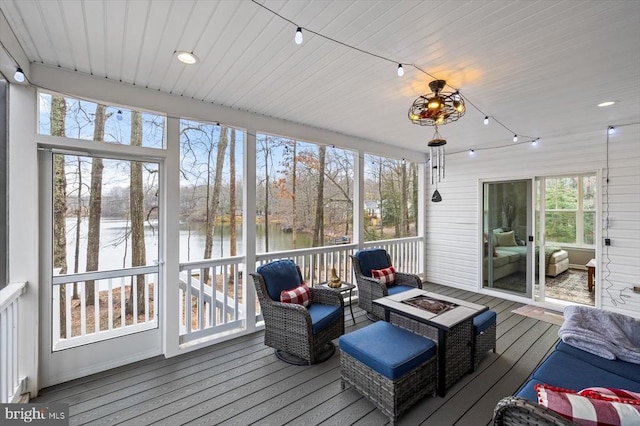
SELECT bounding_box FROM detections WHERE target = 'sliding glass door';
[482,180,532,297]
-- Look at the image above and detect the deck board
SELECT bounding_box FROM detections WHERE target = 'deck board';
[33,284,561,425]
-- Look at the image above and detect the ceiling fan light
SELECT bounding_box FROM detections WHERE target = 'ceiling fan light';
[427,96,442,110]
[453,100,465,113]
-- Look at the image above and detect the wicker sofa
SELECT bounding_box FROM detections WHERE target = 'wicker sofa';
[493,322,640,425]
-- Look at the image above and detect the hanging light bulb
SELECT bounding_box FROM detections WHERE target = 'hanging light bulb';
[117,110,123,121]
[513,134,518,142]
[14,67,25,83]
[469,149,475,155]
[397,64,404,77]
[608,126,615,135]
[532,137,540,146]
[484,116,489,125]
[295,27,303,45]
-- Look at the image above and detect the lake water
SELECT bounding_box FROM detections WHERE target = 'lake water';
[64,219,312,272]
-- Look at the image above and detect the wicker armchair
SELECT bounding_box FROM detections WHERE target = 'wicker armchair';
[251,259,345,365]
[493,396,576,425]
[350,248,422,320]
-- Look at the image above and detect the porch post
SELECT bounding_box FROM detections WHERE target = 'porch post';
[163,116,180,357]
[243,130,257,331]
[418,161,427,276]
[353,150,365,250]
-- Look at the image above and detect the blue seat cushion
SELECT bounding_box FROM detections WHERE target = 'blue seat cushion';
[473,310,497,335]
[355,249,390,278]
[555,341,640,383]
[530,350,640,393]
[339,321,436,380]
[387,285,414,296]
[257,259,301,301]
[307,303,342,335]
[515,378,545,402]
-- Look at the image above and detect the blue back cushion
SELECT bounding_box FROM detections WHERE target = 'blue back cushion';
[257,259,301,301]
[355,249,390,278]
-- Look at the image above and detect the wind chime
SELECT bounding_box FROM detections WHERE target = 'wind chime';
[408,79,466,202]
[428,126,446,202]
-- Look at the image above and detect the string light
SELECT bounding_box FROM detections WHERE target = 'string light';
[469,149,475,155]
[532,137,539,146]
[14,67,25,83]
[513,134,518,143]
[608,126,615,135]
[295,27,303,45]
[117,110,123,121]
[397,64,404,77]
[484,116,489,125]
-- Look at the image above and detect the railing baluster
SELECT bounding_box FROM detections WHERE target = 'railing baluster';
[108,278,113,330]
[132,276,138,326]
[94,278,100,333]
[65,283,72,339]
[80,282,86,336]
[120,277,125,329]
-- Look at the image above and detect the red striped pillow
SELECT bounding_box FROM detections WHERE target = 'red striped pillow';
[280,283,311,307]
[536,384,640,425]
[579,388,640,405]
[371,266,396,286]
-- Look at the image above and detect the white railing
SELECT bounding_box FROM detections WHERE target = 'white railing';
[363,236,424,275]
[179,256,245,344]
[52,266,158,350]
[177,236,424,344]
[256,243,359,285]
[0,281,27,403]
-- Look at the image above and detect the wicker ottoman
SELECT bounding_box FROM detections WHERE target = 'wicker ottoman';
[339,321,437,424]
[473,310,497,371]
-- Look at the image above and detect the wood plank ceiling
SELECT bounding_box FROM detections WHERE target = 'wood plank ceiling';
[1,0,638,153]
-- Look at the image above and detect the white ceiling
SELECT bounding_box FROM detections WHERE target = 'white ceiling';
[1,0,639,153]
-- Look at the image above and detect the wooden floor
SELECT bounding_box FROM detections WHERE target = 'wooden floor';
[33,283,561,425]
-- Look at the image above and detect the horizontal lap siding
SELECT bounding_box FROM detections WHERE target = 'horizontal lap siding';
[425,125,640,318]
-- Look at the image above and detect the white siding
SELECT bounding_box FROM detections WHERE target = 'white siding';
[425,124,640,318]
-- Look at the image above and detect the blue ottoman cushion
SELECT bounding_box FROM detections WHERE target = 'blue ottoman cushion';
[474,310,496,334]
[339,321,436,380]
[308,303,343,335]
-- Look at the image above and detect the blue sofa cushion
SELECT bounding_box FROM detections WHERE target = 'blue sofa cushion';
[474,310,497,335]
[555,341,640,383]
[530,350,640,393]
[307,303,342,335]
[257,259,301,301]
[515,378,545,402]
[339,321,436,380]
[355,249,390,278]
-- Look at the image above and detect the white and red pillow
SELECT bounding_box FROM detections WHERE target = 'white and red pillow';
[536,383,640,425]
[280,282,311,307]
[371,266,396,286]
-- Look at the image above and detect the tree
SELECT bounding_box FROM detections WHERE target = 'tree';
[128,110,146,314]
[85,104,107,306]
[51,95,68,337]
[312,145,326,246]
[203,126,228,283]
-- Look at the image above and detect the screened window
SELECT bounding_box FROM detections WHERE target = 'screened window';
[38,91,165,149]
[179,120,244,262]
[364,154,419,241]
[256,133,354,252]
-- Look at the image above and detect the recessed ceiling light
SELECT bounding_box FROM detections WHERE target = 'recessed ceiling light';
[598,100,618,107]
[175,51,198,65]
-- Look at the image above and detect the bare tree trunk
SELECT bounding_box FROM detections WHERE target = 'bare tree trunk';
[203,126,228,283]
[228,130,237,285]
[291,141,297,249]
[85,104,107,306]
[129,111,146,315]
[51,96,68,337]
[312,146,326,246]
